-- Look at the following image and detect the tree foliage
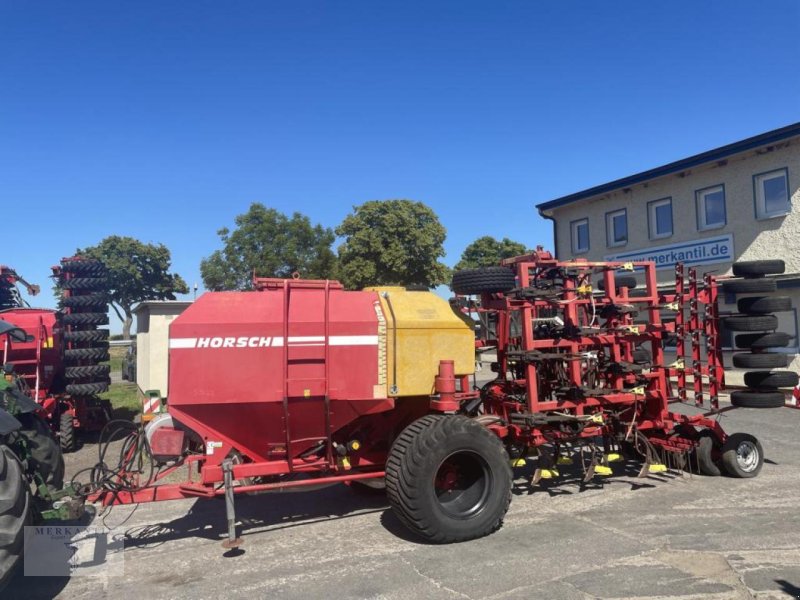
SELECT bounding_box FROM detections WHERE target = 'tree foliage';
[79,236,189,340]
[200,203,337,291]
[335,199,450,290]
[454,236,528,271]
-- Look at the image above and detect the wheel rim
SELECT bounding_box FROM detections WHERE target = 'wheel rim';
[434,450,492,519]
[736,440,760,472]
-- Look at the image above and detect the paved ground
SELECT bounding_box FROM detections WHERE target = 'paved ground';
[8,399,800,600]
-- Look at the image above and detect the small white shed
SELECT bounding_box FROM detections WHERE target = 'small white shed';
[133,301,192,399]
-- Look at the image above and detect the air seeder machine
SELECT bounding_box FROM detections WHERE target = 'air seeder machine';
[69,249,793,546]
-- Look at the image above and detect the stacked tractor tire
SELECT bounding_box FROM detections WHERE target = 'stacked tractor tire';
[0,269,21,310]
[722,260,797,409]
[54,258,112,451]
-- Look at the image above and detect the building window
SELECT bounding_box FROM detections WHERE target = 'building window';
[754,168,790,219]
[696,185,726,231]
[605,209,627,247]
[647,198,673,239]
[570,218,589,254]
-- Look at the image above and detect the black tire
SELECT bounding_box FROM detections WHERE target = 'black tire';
[59,412,76,453]
[722,315,778,332]
[695,430,721,476]
[735,332,793,349]
[63,329,109,343]
[743,371,799,389]
[59,259,107,276]
[721,433,764,478]
[63,347,110,363]
[732,260,785,277]
[451,267,516,296]
[64,365,111,380]
[0,444,32,591]
[732,352,789,369]
[15,413,65,490]
[348,480,386,495]
[60,277,107,291]
[65,381,109,396]
[730,390,786,408]
[385,415,512,543]
[632,348,651,364]
[737,296,791,314]
[598,275,637,291]
[61,293,108,309]
[721,279,777,294]
[60,312,109,326]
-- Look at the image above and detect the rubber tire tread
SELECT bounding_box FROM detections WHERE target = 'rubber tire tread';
[65,381,109,396]
[737,296,791,314]
[0,445,31,591]
[15,413,65,490]
[63,347,110,362]
[385,415,512,543]
[732,352,788,369]
[730,390,786,408]
[59,413,76,453]
[60,312,109,326]
[743,371,799,389]
[59,260,107,276]
[60,277,107,290]
[695,431,721,476]
[451,267,516,295]
[722,315,778,332]
[597,275,637,291]
[61,293,108,309]
[732,260,785,277]
[721,279,777,294]
[735,332,792,349]
[721,433,765,478]
[64,365,110,380]
[63,329,109,343]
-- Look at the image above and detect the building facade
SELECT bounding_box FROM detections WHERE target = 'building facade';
[536,122,800,372]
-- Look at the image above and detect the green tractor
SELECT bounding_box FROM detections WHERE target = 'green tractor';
[0,321,84,589]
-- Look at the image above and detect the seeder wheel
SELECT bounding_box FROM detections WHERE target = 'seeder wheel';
[721,433,764,478]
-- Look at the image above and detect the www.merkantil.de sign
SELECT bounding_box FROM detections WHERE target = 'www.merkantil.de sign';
[604,234,734,270]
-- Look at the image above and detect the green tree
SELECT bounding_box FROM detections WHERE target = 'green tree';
[336,199,450,289]
[455,236,529,271]
[79,236,189,340]
[200,203,337,291]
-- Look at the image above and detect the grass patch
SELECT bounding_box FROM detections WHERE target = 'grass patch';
[108,345,126,374]
[99,382,140,421]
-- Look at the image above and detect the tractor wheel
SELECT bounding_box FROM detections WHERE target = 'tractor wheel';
[732,260,785,277]
[722,315,778,332]
[743,371,799,389]
[597,275,637,292]
[63,329,109,343]
[348,480,386,495]
[64,365,111,380]
[451,267,516,296]
[63,347,110,363]
[65,381,109,396]
[730,390,786,409]
[59,312,109,327]
[0,444,32,591]
[695,430,721,476]
[735,332,792,350]
[385,415,512,543]
[62,293,108,309]
[737,296,791,314]
[721,433,764,478]
[60,277,107,290]
[732,352,788,369]
[59,413,77,453]
[59,260,107,276]
[721,279,777,294]
[16,413,65,490]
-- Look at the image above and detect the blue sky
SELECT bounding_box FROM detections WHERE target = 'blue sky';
[1,1,798,330]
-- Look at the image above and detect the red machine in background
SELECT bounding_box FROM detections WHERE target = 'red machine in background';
[0,260,111,451]
[84,251,790,546]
